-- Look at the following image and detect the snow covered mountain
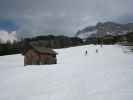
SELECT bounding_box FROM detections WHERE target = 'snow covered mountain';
[0,30,18,43]
[0,45,133,100]
[76,22,133,39]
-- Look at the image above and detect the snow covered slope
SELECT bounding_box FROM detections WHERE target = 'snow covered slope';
[0,45,133,100]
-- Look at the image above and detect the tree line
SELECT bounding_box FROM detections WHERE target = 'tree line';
[0,35,83,55]
[0,32,133,56]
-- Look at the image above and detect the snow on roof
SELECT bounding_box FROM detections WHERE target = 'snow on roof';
[29,42,57,55]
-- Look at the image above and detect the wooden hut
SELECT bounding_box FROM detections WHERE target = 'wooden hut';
[22,42,57,66]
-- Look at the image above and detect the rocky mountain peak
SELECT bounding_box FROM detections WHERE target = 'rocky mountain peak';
[76,22,133,39]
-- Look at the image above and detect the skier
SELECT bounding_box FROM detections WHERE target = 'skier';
[96,49,98,53]
[85,50,88,56]
[100,44,103,48]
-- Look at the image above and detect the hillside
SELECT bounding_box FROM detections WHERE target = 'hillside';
[76,22,133,39]
[0,45,133,100]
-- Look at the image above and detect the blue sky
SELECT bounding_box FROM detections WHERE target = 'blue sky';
[0,19,18,32]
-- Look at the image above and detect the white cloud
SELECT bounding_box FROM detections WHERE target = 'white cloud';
[0,30,17,43]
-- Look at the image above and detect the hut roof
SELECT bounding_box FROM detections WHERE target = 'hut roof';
[29,42,57,55]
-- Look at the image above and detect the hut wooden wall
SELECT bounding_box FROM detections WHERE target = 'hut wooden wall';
[24,49,39,65]
[24,49,57,65]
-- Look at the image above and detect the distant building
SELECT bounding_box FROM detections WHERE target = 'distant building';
[22,42,57,66]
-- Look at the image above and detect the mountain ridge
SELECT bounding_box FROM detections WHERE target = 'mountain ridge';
[76,22,133,39]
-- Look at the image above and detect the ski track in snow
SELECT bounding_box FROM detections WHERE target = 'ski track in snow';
[0,45,133,100]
